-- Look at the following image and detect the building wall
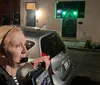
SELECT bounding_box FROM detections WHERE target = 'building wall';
[20,0,35,26]
[0,0,13,14]
[0,0,20,25]
[36,0,62,36]
[77,0,100,42]
[0,0,20,14]
[20,0,100,42]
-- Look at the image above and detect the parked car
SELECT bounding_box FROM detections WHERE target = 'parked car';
[20,26,76,85]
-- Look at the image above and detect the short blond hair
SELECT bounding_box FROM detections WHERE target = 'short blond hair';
[0,25,23,55]
[0,25,22,42]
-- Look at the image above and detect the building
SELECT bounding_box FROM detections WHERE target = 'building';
[0,0,20,25]
[20,0,100,43]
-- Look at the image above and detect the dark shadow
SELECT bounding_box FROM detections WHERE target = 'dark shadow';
[70,76,100,85]
[2,15,10,25]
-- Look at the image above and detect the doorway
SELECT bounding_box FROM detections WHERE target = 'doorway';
[26,10,36,27]
[62,10,77,37]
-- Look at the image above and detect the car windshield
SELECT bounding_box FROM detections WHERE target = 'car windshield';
[41,33,65,58]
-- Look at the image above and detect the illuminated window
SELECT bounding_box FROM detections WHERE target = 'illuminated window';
[26,2,36,10]
[56,1,85,18]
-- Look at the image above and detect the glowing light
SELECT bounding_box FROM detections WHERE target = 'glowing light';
[62,11,66,15]
[57,9,62,14]
[36,10,42,19]
[73,11,78,16]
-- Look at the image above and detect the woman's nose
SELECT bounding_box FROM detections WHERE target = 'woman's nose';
[21,45,27,54]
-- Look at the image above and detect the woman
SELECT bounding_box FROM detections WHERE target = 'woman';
[0,26,50,85]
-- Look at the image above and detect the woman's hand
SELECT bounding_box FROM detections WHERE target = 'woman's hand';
[33,55,50,70]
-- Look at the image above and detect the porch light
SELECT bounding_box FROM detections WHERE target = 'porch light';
[36,10,42,19]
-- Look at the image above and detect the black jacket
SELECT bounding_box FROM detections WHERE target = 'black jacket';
[0,66,16,85]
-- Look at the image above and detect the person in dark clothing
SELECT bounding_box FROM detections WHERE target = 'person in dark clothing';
[0,25,50,85]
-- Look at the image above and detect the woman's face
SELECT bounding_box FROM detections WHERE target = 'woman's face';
[4,30,27,65]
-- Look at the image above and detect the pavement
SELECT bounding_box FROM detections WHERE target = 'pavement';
[62,38,100,83]
[63,40,100,52]
[66,42,100,82]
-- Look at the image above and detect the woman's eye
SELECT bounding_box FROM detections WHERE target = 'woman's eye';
[16,45,21,48]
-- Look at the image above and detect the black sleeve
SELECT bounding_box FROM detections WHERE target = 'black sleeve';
[0,74,7,85]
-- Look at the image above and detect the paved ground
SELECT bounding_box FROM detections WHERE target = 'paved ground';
[67,47,100,82]
[63,40,100,84]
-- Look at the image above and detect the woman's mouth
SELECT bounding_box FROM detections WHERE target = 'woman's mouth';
[20,57,28,63]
